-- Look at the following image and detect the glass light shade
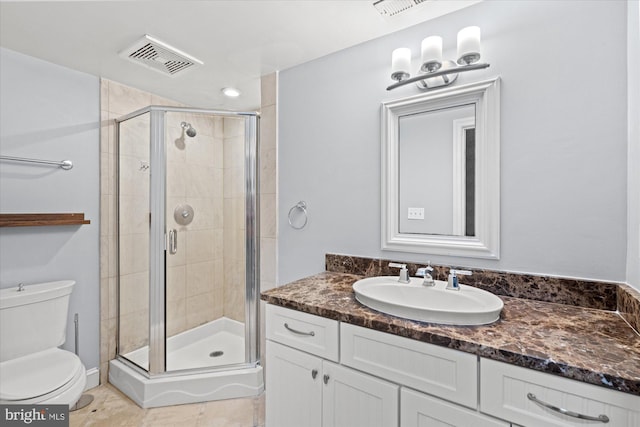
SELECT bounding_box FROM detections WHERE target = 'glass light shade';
[457,26,481,65]
[421,36,442,72]
[391,48,411,81]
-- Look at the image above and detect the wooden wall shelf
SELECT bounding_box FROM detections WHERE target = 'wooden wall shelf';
[0,213,91,227]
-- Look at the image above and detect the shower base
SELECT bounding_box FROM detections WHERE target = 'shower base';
[124,317,246,370]
[109,317,263,408]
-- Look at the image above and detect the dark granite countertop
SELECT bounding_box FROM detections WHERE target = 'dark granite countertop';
[261,271,640,396]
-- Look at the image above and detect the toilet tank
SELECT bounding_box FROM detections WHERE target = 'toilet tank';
[0,280,75,362]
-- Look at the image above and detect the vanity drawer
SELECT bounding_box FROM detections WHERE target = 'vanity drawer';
[266,304,339,362]
[401,388,508,427]
[480,358,640,427]
[341,323,478,409]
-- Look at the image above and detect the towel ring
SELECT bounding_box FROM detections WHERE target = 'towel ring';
[288,201,308,230]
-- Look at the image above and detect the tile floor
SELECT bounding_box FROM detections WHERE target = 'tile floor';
[69,384,265,427]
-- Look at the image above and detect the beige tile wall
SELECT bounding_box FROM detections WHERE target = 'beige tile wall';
[165,112,226,337]
[223,117,246,322]
[259,73,278,367]
[99,78,276,384]
[117,113,151,355]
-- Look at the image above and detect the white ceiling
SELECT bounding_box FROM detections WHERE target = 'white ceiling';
[0,0,480,111]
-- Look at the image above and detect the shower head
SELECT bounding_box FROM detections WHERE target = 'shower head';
[181,122,197,138]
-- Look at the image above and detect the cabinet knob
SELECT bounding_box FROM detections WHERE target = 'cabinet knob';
[323,374,330,384]
[311,369,318,379]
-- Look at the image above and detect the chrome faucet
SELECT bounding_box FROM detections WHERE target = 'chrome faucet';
[388,262,410,283]
[446,269,472,291]
[415,262,435,286]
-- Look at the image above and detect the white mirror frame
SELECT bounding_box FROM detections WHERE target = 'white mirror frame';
[381,77,501,259]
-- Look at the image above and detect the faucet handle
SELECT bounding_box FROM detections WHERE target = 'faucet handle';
[388,262,410,284]
[446,269,472,291]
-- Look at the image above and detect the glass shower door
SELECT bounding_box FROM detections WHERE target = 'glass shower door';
[117,111,151,372]
[163,111,248,372]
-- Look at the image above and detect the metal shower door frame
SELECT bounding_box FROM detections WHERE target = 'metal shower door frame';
[115,105,261,378]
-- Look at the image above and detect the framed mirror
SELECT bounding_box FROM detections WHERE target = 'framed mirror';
[381,77,500,259]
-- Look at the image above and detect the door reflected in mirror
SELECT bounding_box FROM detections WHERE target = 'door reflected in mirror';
[398,104,475,237]
[381,77,500,259]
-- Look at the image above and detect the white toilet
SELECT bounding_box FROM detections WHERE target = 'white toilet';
[0,280,86,407]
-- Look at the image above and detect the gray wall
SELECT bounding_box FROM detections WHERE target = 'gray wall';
[627,0,640,288]
[0,48,100,370]
[278,1,629,285]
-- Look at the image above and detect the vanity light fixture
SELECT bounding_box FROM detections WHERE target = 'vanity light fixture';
[387,26,490,91]
[221,87,241,98]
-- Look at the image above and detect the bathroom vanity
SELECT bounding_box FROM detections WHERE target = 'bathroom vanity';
[262,267,640,427]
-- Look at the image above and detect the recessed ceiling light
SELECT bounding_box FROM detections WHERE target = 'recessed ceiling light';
[221,87,241,98]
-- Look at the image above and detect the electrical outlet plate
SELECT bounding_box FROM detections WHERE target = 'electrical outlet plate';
[408,207,424,220]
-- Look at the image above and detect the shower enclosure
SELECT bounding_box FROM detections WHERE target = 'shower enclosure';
[108,106,262,408]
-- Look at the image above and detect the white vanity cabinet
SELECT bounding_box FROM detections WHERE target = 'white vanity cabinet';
[340,322,508,427]
[480,358,640,427]
[266,303,339,362]
[266,305,398,427]
[266,304,639,427]
[266,340,322,427]
[322,360,399,427]
[340,322,478,409]
[401,388,509,427]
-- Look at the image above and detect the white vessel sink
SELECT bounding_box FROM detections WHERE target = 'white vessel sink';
[353,276,503,325]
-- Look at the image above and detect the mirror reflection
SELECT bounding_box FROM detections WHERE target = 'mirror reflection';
[381,77,500,259]
[398,104,475,236]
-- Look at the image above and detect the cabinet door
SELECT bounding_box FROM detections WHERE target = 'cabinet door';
[401,388,508,427]
[266,341,323,427]
[322,361,399,427]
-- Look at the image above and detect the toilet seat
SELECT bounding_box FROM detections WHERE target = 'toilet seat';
[0,347,86,405]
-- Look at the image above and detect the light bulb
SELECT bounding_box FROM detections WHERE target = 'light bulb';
[221,87,241,98]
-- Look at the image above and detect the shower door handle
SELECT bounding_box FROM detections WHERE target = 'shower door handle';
[168,229,178,254]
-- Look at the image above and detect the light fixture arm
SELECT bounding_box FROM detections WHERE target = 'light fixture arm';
[387,62,490,91]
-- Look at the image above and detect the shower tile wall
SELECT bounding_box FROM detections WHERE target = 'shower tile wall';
[117,113,151,355]
[99,79,275,384]
[259,72,278,367]
[223,117,246,323]
[259,73,277,292]
[165,112,226,337]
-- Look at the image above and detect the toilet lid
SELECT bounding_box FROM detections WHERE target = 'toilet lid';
[0,348,83,401]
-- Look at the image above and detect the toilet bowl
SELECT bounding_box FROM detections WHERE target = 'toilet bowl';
[0,280,87,407]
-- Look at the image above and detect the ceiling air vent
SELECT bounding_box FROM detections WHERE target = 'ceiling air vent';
[118,35,203,77]
[373,0,428,17]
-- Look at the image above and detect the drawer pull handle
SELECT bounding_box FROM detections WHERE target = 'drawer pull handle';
[311,369,318,379]
[527,393,609,423]
[284,323,315,337]
[323,374,330,384]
